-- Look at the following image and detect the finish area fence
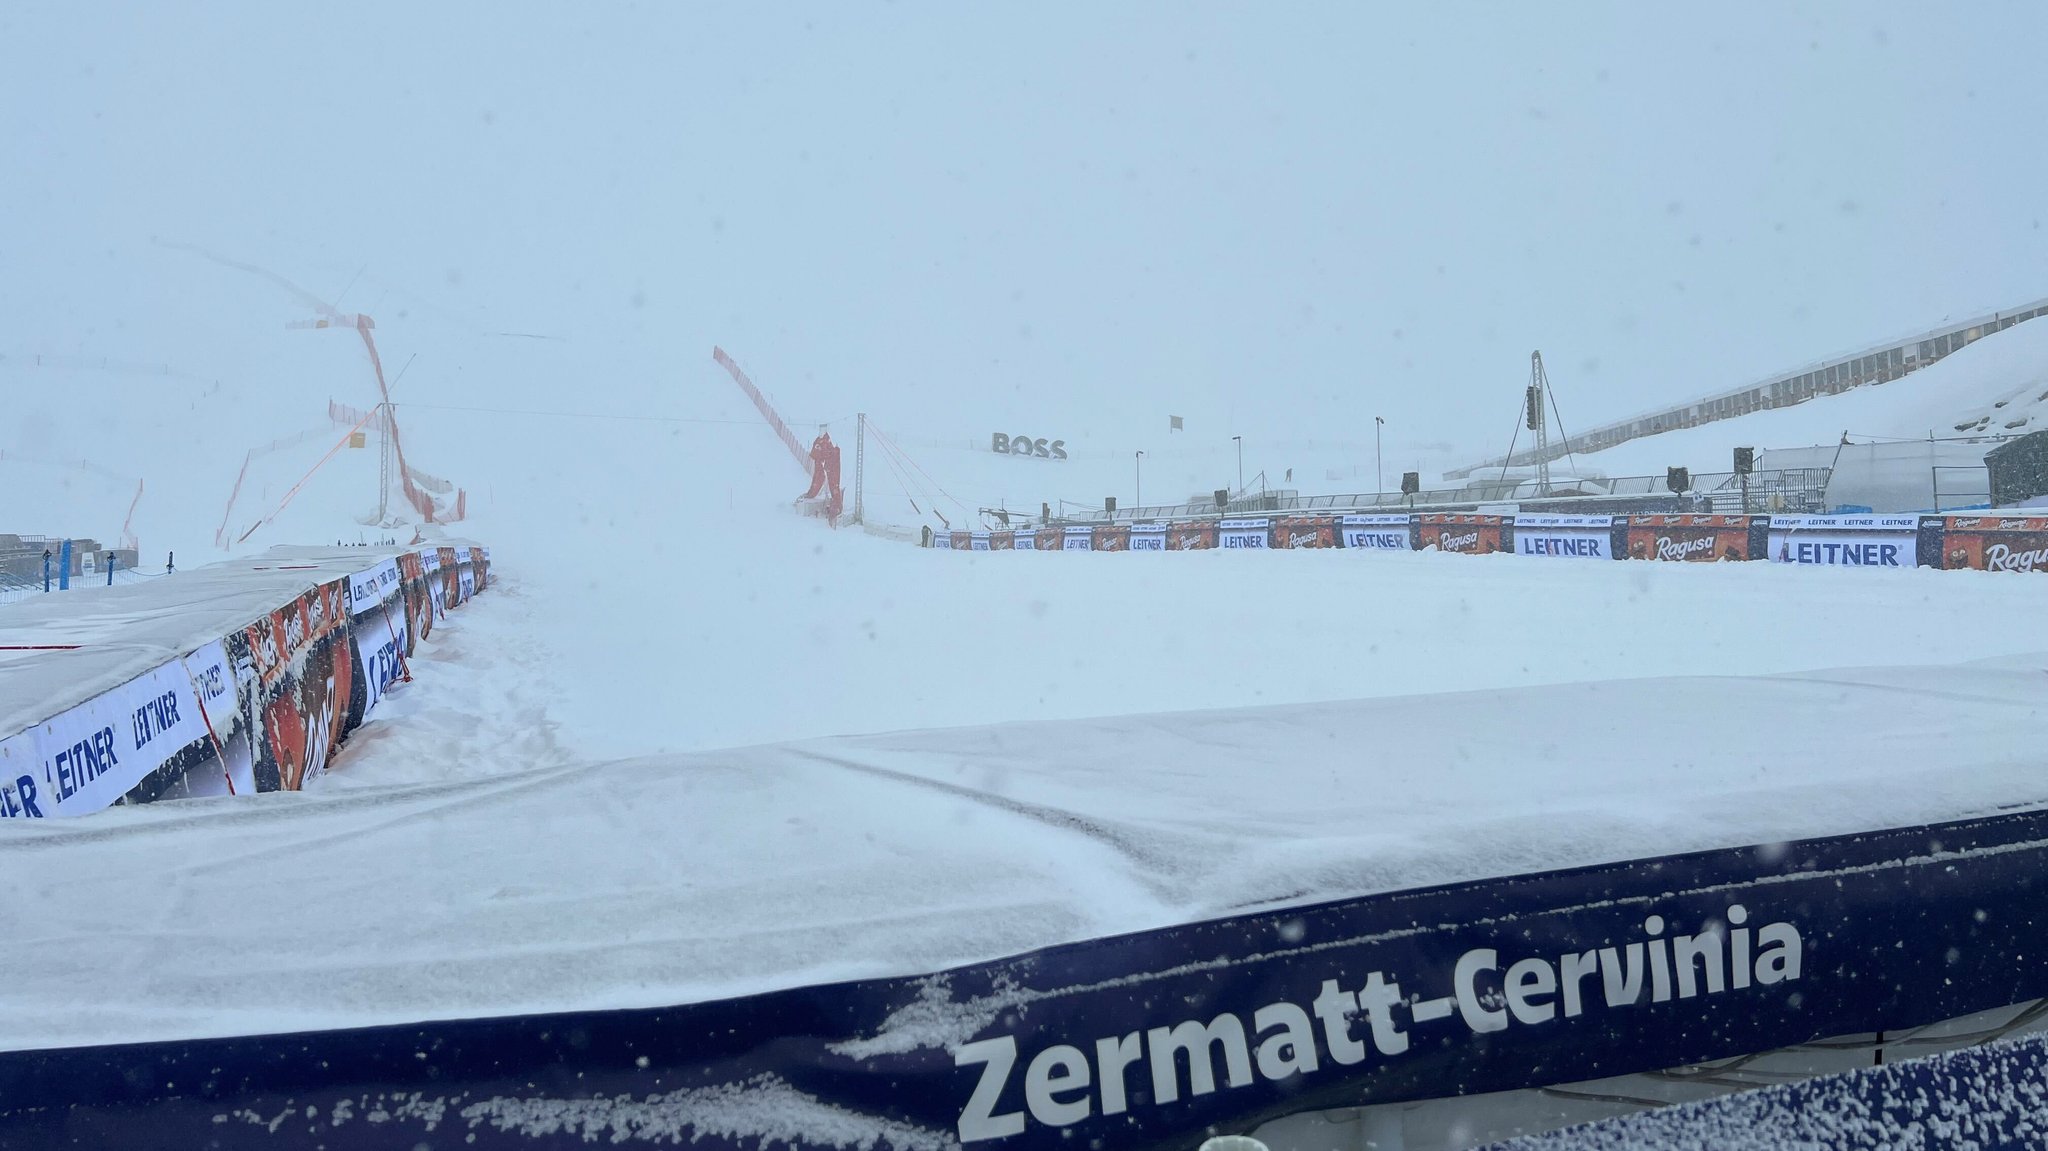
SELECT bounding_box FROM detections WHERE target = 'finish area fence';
[1046,468,1832,527]
[931,511,2048,574]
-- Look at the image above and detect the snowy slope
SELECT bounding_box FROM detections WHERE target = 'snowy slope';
[1558,319,2048,479]
[3,652,2042,1054]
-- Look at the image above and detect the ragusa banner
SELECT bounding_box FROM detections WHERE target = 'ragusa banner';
[4,808,2047,1148]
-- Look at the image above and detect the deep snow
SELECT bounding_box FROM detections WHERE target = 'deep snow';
[3,646,2043,1054]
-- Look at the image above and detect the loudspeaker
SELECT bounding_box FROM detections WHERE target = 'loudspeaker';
[1733,447,1754,475]
[1666,466,1690,494]
[1215,488,1230,508]
[1524,385,1543,431]
[1401,471,1420,495]
[1105,496,1117,515]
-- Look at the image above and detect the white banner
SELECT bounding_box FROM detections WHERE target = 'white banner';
[8,655,218,817]
[459,568,477,600]
[0,733,40,819]
[1767,515,1917,567]
[970,532,992,552]
[356,605,410,719]
[1341,514,1411,550]
[1131,524,1168,551]
[1513,514,1613,559]
[1013,532,1036,552]
[1219,519,1270,549]
[455,546,473,565]
[932,533,953,550]
[1062,527,1094,551]
[421,548,443,574]
[348,559,403,615]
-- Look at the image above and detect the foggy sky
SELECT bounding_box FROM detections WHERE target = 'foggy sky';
[5,1,2046,479]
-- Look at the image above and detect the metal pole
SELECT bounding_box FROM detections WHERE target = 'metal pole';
[1375,416,1384,496]
[1135,450,1144,508]
[855,413,865,525]
[1233,436,1242,492]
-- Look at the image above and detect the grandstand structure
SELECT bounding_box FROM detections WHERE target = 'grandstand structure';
[1446,296,2048,478]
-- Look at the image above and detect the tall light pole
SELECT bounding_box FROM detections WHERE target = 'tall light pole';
[1375,416,1385,499]
[1134,450,1145,509]
[1231,435,1243,493]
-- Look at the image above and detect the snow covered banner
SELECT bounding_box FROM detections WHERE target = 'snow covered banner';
[347,558,402,615]
[1927,514,2048,573]
[1061,526,1093,551]
[1091,524,1130,552]
[1273,515,1338,549]
[8,807,2047,1148]
[1130,523,1168,551]
[352,604,408,721]
[1768,515,1917,568]
[1340,514,1411,550]
[1218,518,1270,549]
[0,649,221,818]
[235,580,354,792]
[1625,514,1763,562]
[1512,514,1616,559]
[1417,513,1506,555]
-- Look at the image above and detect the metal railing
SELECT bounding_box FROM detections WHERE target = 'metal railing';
[1034,468,1832,526]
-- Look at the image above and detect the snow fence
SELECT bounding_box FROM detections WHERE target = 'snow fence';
[933,511,2048,572]
[0,543,491,818]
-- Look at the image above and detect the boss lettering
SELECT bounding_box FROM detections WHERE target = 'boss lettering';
[989,433,1068,461]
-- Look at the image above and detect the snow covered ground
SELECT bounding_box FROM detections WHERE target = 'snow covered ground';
[5,644,2044,1054]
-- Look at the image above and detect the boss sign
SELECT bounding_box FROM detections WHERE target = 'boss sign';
[991,433,1069,460]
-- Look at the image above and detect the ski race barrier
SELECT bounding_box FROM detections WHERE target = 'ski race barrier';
[2,803,2044,1148]
[932,511,2048,572]
[0,543,490,819]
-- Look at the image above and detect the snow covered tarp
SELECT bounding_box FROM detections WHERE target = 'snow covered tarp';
[0,543,489,816]
[1,654,2045,1147]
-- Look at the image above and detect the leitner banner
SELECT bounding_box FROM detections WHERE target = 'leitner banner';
[1168,522,1216,550]
[1092,525,1131,552]
[1512,514,1615,559]
[6,811,2048,1150]
[969,532,992,552]
[1218,518,1271,549]
[1768,515,1917,567]
[1273,516,1339,549]
[1626,515,1761,562]
[1417,513,1506,555]
[1130,523,1168,551]
[1061,526,1094,551]
[0,645,230,819]
[1340,514,1412,551]
[1930,515,2048,573]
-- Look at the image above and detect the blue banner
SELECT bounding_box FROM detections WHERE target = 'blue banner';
[5,807,2046,1148]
